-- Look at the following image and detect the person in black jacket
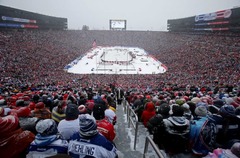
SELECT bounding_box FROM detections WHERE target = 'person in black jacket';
[147,103,170,148]
[161,105,190,155]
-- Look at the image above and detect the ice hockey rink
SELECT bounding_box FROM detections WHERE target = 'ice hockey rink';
[65,46,167,74]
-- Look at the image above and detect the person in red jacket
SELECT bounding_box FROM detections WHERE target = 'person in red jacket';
[0,114,35,157]
[141,101,156,127]
[93,103,116,142]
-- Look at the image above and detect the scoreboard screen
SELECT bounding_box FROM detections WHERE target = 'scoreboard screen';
[110,20,126,30]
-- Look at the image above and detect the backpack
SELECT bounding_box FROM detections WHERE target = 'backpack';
[189,117,218,156]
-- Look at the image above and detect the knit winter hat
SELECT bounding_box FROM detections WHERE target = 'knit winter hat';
[219,105,236,118]
[35,102,45,109]
[196,102,208,109]
[105,109,116,124]
[231,142,240,158]
[28,102,36,110]
[175,99,185,106]
[78,105,87,114]
[191,97,201,104]
[79,114,98,137]
[36,119,58,136]
[182,103,190,113]
[195,105,208,116]
[65,104,79,120]
[157,103,170,115]
[224,98,234,105]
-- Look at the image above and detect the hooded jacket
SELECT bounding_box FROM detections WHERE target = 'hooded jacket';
[27,134,68,157]
[141,102,156,127]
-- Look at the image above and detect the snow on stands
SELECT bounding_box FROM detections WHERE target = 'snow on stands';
[65,46,167,74]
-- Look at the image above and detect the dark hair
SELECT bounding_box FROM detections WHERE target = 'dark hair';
[57,100,66,114]
[92,103,106,120]
[65,104,79,120]
[172,105,184,116]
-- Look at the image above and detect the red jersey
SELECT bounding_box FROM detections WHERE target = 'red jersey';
[96,118,116,142]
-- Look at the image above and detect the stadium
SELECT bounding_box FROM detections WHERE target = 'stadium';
[0,2,240,158]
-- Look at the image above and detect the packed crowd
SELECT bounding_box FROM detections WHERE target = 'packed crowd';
[0,86,119,157]
[127,89,240,157]
[0,29,240,157]
[1,30,240,91]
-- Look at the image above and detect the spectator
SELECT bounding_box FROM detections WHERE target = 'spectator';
[147,102,170,147]
[51,100,66,124]
[93,103,116,142]
[68,114,118,158]
[0,114,35,157]
[105,108,117,125]
[141,101,156,127]
[57,104,79,140]
[203,142,240,158]
[31,102,51,119]
[78,104,87,114]
[161,105,190,154]
[27,119,68,157]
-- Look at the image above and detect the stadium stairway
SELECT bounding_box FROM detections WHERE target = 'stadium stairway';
[114,103,143,158]
[114,103,160,158]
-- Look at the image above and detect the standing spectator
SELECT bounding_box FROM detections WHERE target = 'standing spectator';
[216,105,240,148]
[141,102,156,127]
[147,103,170,147]
[93,103,116,142]
[116,88,124,105]
[57,103,79,140]
[68,114,118,158]
[161,105,190,155]
[105,108,117,125]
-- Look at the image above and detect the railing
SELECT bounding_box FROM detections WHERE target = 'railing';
[127,104,139,150]
[143,136,165,158]
[123,98,163,157]
[122,98,127,114]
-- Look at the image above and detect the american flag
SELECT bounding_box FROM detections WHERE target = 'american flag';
[92,40,97,48]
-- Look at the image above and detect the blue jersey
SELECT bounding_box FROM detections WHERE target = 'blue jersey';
[68,133,117,158]
[27,134,68,157]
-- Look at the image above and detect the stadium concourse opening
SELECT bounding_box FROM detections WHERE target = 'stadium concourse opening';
[65,46,167,75]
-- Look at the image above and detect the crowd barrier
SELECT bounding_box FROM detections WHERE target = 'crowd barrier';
[127,104,139,150]
[122,98,164,157]
[143,136,165,158]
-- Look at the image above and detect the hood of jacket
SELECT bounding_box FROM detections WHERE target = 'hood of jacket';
[34,134,57,146]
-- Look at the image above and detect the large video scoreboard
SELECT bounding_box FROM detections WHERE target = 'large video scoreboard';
[168,7,240,32]
[109,19,127,30]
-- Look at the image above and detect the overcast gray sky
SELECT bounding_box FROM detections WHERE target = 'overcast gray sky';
[1,0,240,31]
